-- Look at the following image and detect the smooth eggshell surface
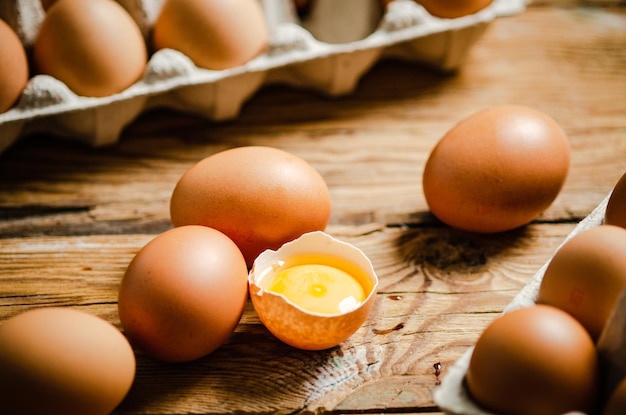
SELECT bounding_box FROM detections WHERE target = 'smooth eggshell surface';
[537,225,626,341]
[33,0,147,97]
[152,0,269,70]
[170,146,332,268]
[118,225,249,362]
[414,0,493,18]
[0,307,135,415]
[0,19,29,113]
[466,305,599,415]
[422,105,570,233]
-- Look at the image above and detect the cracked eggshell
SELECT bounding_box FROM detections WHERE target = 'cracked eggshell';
[249,231,379,351]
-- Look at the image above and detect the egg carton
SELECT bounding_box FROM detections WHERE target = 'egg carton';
[0,0,528,154]
[434,194,626,414]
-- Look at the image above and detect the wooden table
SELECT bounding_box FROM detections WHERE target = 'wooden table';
[1,1,624,413]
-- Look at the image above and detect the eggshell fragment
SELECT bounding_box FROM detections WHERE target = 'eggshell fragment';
[249,231,378,350]
[0,307,136,415]
[118,225,248,362]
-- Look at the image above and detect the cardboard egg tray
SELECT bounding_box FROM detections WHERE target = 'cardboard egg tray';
[0,0,527,154]
[434,194,626,414]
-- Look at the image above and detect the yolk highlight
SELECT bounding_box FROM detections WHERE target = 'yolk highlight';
[267,264,366,315]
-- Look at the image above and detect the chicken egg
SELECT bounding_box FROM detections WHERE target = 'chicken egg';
[118,225,248,362]
[152,0,269,70]
[422,105,570,233]
[379,0,492,17]
[33,0,147,97]
[466,305,599,415]
[605,171,626,229]
[537,224,626,341]
[0,19,28,113]
[0,307,135,415]
[414,0,493,18]
[170,146,332,267]
[249,231,378,350]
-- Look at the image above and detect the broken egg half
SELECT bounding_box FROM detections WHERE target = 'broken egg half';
[249,231,378,351]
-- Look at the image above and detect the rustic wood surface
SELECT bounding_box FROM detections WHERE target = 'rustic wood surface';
[1,1,625,414]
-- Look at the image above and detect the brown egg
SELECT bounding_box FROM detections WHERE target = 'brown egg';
[466,305,599,415]
[249,231,378,350]
[152,0,268,70]
[537,225,626,341]
[414,0,493,18]
[170,146,332,267]
[118,225,248,362]
[422,105,570,233]
[33,0,147,97]
[0,19,29,113]
[0,307,135,415]
[605,171,626,229]
[604,376,626,415]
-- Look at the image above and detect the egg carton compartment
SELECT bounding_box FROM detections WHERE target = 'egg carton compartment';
[0,0,528,154]
[434,194,626,414]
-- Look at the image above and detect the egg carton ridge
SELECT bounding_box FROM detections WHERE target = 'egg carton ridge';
[0,0,529,154]
[433,194,626,414]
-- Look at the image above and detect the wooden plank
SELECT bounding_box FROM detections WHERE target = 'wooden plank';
[0,222,574,413]
[1,5,624,235]
[0,1,624,413]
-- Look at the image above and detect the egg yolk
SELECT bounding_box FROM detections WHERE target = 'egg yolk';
[266,264,366,315]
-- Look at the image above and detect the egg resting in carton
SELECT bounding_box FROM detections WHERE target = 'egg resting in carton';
[0,0,528,154]
[434,194,626,414]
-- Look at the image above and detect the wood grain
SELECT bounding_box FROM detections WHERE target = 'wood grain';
[0,223,575,414]
[0,1,625,413]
